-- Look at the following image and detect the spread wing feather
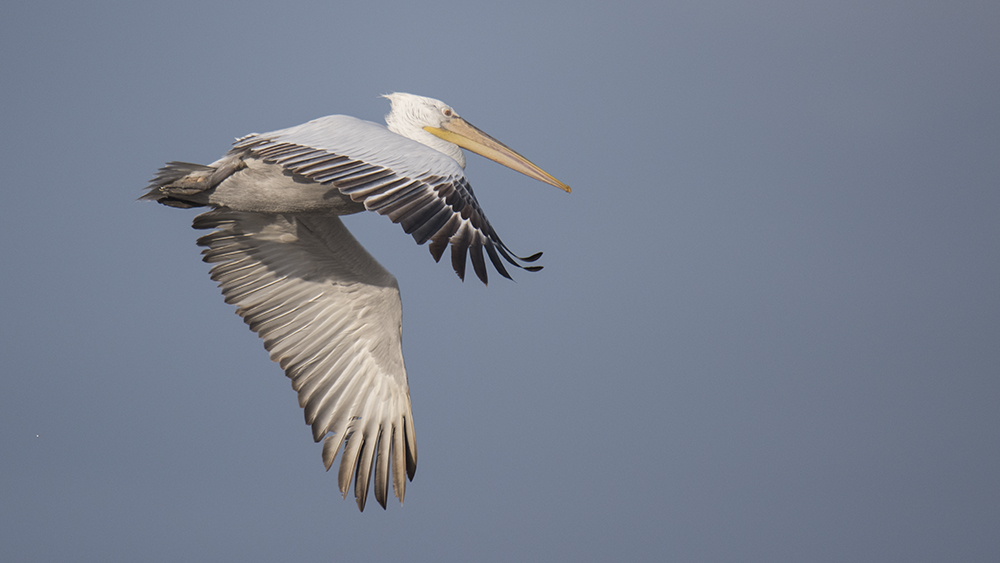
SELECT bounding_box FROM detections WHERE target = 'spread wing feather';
[194,208,416,511]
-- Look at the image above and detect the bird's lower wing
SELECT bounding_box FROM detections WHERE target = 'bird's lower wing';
[193,208,417,511]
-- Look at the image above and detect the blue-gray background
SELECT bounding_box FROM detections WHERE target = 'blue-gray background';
[2,1,997,561]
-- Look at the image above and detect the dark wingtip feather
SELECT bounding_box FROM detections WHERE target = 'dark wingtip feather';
[521,251,543,263]
[428,239,448,262]
[484,241,514,281]
[470,244,488,285]
[450,237,470,281]
[404,414,417,481]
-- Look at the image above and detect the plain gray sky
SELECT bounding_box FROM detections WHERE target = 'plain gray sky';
[2,1,998,561]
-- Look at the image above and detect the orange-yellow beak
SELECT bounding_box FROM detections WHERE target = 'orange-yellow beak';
[424,117,571,193]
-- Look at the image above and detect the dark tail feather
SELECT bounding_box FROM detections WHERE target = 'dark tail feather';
[140,159,242,208]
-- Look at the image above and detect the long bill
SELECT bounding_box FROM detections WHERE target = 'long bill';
[424,117,571,193]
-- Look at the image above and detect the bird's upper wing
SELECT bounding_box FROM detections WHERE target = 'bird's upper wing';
[229,115,541,285]
[194,208,416,511]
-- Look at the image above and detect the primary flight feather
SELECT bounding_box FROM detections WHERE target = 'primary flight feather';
[142,93,569,511]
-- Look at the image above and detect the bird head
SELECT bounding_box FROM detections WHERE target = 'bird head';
[383,92,570,192]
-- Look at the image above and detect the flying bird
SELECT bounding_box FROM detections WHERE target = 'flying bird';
[142,93,570,511]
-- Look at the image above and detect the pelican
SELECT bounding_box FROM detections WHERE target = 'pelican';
[142,93,570,511]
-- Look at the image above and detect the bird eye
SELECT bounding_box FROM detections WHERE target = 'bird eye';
[442,108,454,117]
